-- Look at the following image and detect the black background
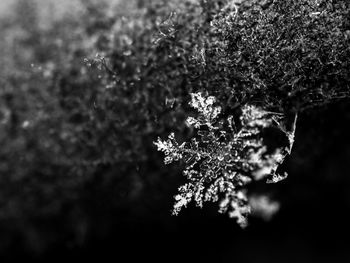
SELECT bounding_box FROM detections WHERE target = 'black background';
[2,101,349,263]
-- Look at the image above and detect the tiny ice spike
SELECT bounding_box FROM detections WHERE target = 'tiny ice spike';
[154,93,296,227]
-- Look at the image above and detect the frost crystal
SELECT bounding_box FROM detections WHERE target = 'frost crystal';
[249,195,280,221]
[154,93,296,227]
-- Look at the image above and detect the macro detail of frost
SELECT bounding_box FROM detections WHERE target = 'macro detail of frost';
[249,195,280,221]
[154,93,296,227]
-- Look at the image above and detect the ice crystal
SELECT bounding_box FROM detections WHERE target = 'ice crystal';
[154,93,296,227]
[249,195,280,221]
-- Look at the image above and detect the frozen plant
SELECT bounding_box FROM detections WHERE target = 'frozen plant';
[154,93,296,227]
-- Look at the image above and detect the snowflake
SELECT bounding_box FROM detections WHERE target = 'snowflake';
[154,93,296,227]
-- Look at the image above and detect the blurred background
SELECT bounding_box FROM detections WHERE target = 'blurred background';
[0,1,350,262]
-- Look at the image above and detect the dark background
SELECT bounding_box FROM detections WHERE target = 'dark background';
[2,93,349,263]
